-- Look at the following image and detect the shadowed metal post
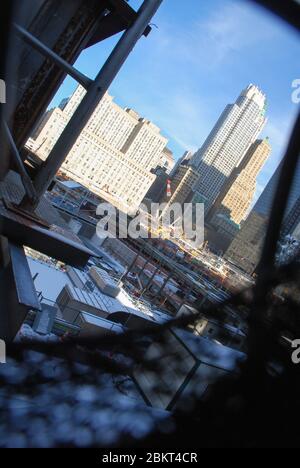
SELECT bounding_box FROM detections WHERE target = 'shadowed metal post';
[2,121,37,203]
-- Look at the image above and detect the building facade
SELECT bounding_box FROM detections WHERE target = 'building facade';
[225,211,268,274]
[161,147,175,174]
[143,166,169,203]
[225,159,300,273]
[163,164,200,206]
[211,139,271,225]
[190,85,267,214]
[26,85,171,211]
[169,150,193,178]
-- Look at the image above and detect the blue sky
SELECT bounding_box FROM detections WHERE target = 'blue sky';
[51,0,300,201]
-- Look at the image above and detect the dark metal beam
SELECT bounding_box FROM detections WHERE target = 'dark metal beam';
[86,0,152,48]
[2,120,37,204]
[0,0,15,181]
[14,23,94,90]
[0,237,41,342]
[0,200,97,268]
[11,1,110,150]
[251,0,300,34]
[23,0,163,209]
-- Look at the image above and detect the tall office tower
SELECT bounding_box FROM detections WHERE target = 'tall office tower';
[169,150,193,177]
[190,85,267,214]
[225,159,300,273]
[26,85,169,211]
[143,166,169,203]
[211,139,271,225]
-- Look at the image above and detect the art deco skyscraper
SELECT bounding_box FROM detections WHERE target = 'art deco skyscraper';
[211,138,271,225]
[191,84,267,213]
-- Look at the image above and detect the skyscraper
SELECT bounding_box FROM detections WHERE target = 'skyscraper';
[169,150,193,178]
[190,85,267,214]
[225,158,300,273]
[211,138,271,225]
